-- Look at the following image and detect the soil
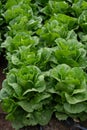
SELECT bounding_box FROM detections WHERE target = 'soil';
[0,53,87,130]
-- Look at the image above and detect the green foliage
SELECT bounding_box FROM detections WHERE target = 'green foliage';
[1,0,87,129]
[0,0,7,53]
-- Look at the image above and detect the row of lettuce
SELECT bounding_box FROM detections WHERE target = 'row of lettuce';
[0,0,7,53]
[0,0,87,129]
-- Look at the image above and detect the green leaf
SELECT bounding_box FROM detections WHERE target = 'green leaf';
[34,75,46,92]
[1,79,14,96]
[72,0,87,16]
[64,102,86,113]
[52,14,78,30]
[18,100,42,113]
[34,109,52,125]
[65,92,87,104]
[8,83,22,97]
[6,0,17,9]
[50,64,70,81]
[2,98,17,113]
[42,1,69,15]
[56,112,68,120]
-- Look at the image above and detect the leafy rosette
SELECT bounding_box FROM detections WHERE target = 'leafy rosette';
[49,64,87,121]
[0,65,53,129]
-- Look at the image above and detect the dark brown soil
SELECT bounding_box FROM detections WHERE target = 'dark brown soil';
[20,118,71,130]
[0,113,15,130]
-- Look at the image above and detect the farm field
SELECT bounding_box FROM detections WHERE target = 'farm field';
[1,0,87,130]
